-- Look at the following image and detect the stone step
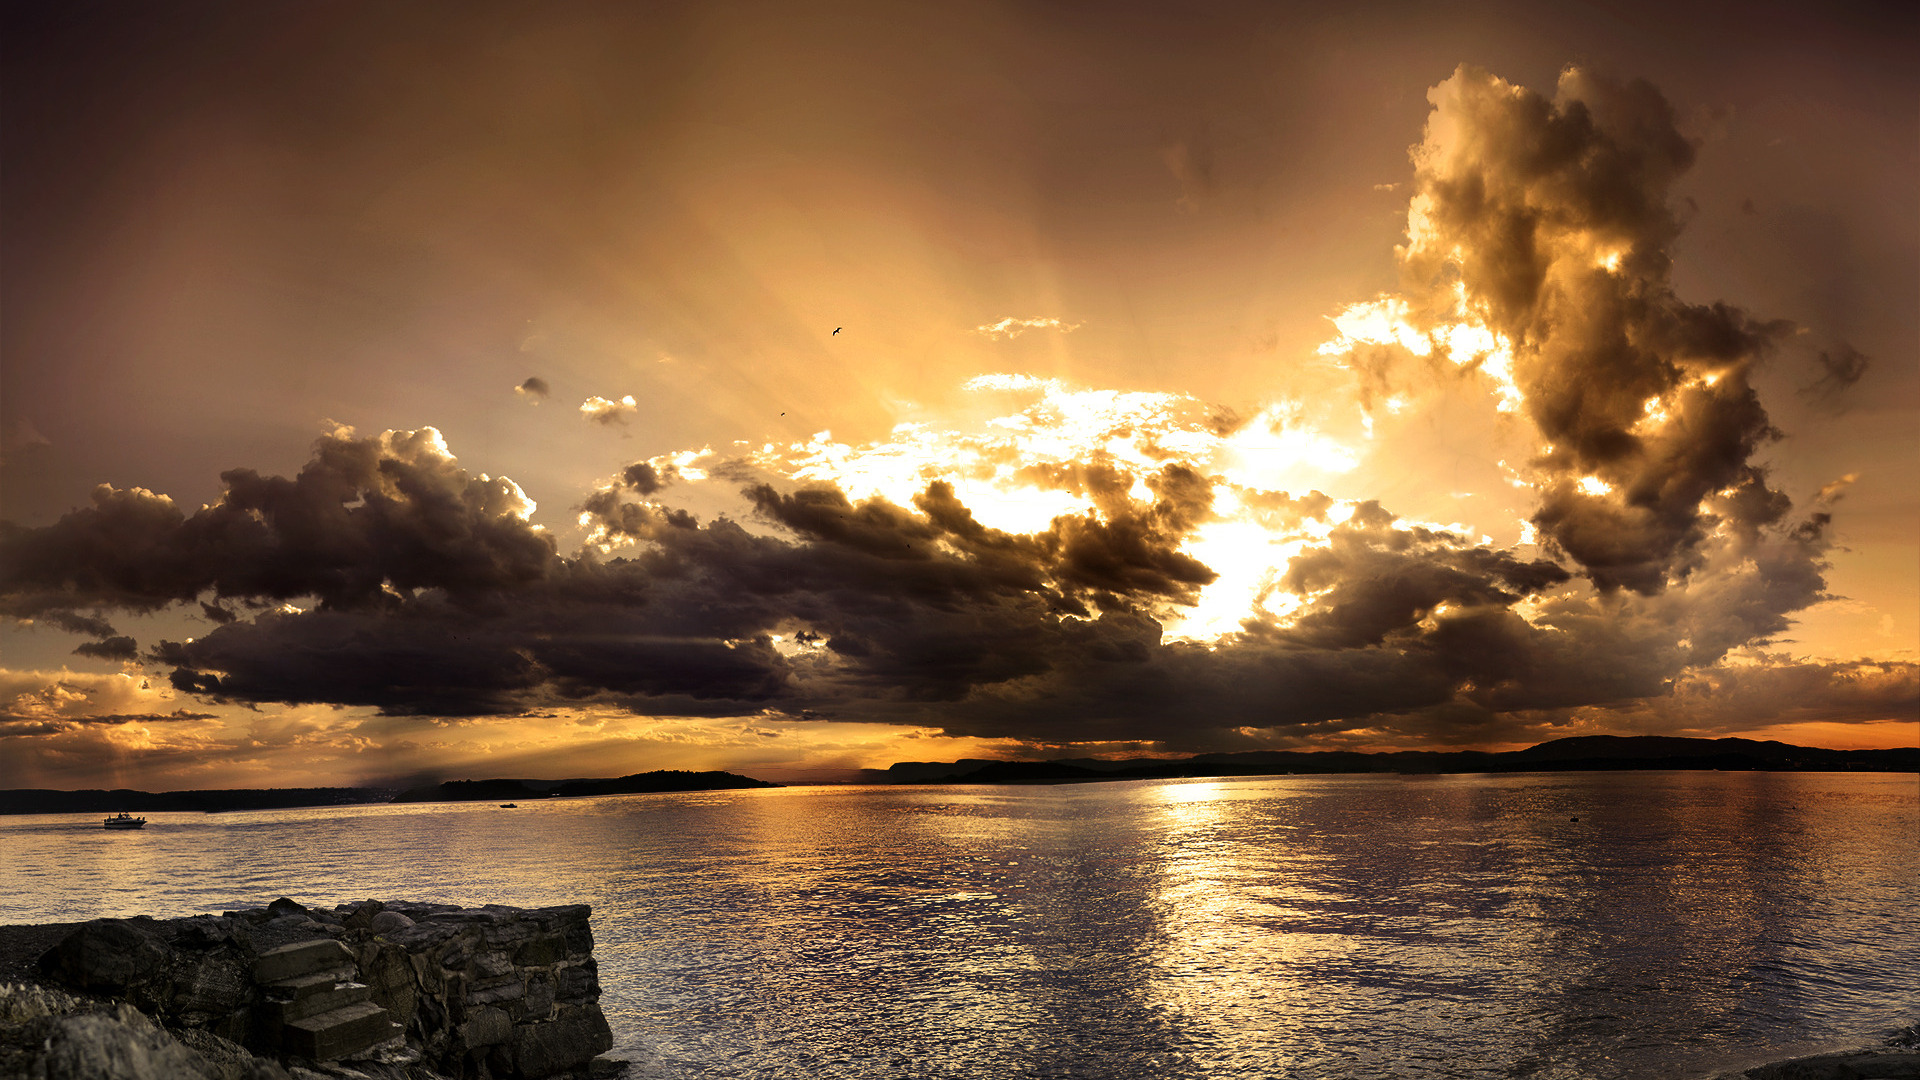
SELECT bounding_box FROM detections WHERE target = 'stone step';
[268,980,372,1024]
[263,967,359,1001]
[283,1000,399,1061]
[254,938,355,984]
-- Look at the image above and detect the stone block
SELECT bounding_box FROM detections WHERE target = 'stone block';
[282,1001,397,1061]
[354,942,420,1029]
[253,939,354,985]
[458,1005,514,1049]
[267,981,371,1025]
[560,918,594,960]
[510,1004,613,1078]
[556,962,598,1004]
[514,973,556,1022]
[474,951,516,979]
[167,947,254,1026]
[513,934,567,967]
[466,978,526,1008]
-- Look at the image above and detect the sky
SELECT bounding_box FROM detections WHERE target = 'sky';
[2,0,1915,790]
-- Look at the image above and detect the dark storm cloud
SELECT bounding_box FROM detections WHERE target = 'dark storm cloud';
[0,426,556,621]
[619,461,673,495]
[1277,501,1570,649]
[72,636,137,661]
[36,609,118,637]
[1394,66,1798,595]
[0,414,1872,747]
[0,708,217,738]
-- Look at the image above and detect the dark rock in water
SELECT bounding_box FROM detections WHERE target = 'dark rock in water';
[512,1003,614,1077]
[1735,1051,1920,1078]
[13,900,622,1079]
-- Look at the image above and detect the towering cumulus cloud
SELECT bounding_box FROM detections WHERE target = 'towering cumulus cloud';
[3,67,1911,762]
[1414,67,1787,594]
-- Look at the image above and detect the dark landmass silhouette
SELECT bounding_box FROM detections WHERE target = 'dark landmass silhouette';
[4,739,1909,813]
[391,770,780,803]
[0,787,398,816]
[872,735,1919,784]
[0,770,779,815]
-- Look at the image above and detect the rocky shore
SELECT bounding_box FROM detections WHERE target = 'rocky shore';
[0,899,622,1080]
[1706,1025,1920,1080]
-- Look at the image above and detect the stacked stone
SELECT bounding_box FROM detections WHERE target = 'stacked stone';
[26,899,616,1080]
[253,938,400,1061]
[338,902,611,1079]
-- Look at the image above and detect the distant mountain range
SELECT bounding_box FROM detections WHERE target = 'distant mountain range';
[390,770,780,803]
[0,770,777,816]
[4,738,1911,815]
[869,735,1919,784]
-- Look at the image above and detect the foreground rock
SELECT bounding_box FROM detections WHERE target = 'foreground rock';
[7,899,621,1080]
[1711,1023,1920,1080]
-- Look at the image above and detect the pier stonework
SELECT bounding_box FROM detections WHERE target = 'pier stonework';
[10,899,618,1080]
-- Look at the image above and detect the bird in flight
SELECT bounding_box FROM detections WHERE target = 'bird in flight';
[832,327,841,336]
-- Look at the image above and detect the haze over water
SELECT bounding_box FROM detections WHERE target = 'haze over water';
[3,770,1914,1079]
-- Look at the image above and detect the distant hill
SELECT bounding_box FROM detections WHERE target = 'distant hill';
[2,770,780,816]
[0,787,397,816]
[392,770,779,803]
[883,736,1918,784]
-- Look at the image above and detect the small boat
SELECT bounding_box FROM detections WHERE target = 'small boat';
[499,803,518,809]
[103,813,147,830]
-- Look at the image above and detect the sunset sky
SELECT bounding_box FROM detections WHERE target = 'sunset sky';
[3,1,1914,790]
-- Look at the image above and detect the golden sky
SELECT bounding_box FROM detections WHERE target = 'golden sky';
[2,2,1914,789]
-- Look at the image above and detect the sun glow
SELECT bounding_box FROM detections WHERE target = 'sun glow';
[589,375,1393,645]
[1317,294,1524,413]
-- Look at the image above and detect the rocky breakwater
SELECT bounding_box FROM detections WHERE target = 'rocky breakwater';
[5,898,618,1080]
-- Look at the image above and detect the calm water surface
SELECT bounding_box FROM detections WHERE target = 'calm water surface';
[2,771,1914,1079]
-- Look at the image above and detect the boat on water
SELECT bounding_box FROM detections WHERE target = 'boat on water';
[103,813,147,830]
[499,803,518,808]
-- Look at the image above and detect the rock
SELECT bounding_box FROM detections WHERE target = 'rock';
[458,1005,514,1049]
[351,942,419,1029]
[38,919,171,1000]
[254,939,355,985]
[337,902,383,932]
[37,1007,222,1079]
[11,899,618,1080]
[1741,1052,1920,1079]
[510,1003,613,1078]
[174,1027,296,1080]
[368,912,414,935]
[167,946,254,1030]
[176,916,248,950]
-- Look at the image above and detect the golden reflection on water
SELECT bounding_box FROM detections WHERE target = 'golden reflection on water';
[1,773,1915,1079]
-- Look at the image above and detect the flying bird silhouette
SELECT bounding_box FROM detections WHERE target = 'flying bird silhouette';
[832,327,841,336]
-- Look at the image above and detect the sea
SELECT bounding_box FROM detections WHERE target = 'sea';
[2,770,1915,1079]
